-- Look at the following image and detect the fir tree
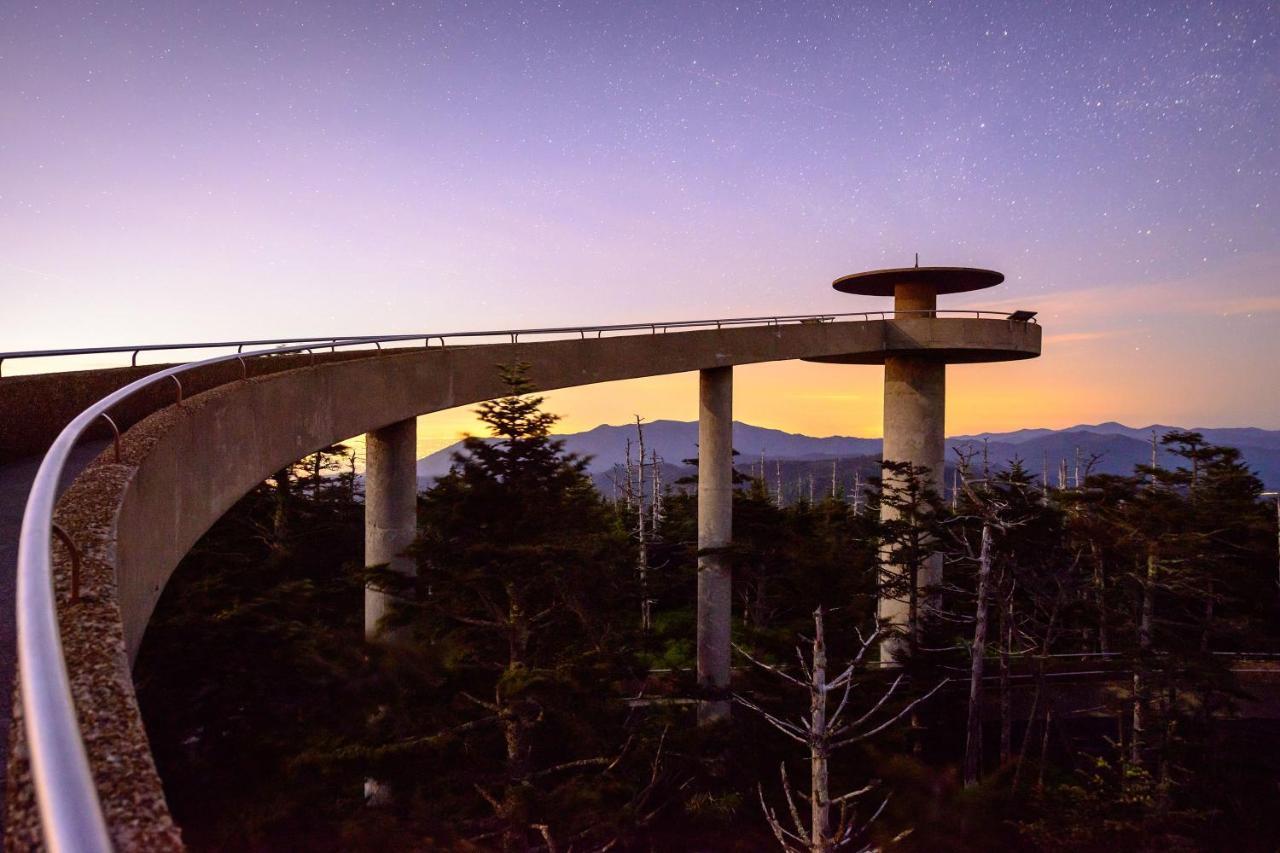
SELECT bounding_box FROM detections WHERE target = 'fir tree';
[395,363,644,849]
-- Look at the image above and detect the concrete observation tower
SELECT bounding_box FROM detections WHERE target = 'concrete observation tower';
[809,265,1036,659]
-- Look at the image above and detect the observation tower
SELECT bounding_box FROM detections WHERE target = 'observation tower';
[811,265,1038,659]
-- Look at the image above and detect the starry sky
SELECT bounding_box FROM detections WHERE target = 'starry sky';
[3,1,1278,453]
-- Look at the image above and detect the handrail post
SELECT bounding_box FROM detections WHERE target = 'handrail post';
[98,413,122,462]
[50,525,81,605]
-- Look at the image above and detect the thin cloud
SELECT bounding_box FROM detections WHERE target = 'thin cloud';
[0,259,83,287]
[1217,296,1280,316]
[958,251,1280,324]
[1043,330,1122,345]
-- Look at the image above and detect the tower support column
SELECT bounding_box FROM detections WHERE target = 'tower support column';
[364,417,418,641]
[828,263,1027,662]
[879,354,945,660]
[697,366,733,721]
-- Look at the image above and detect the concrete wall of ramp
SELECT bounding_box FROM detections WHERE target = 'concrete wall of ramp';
[0,352,376,464]
[5,317,1039,848]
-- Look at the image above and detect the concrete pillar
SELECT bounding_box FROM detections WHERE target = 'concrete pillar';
[697,366,733,722]
[364,417,418,641]
[879,354,945,661]
[893,281,938,316]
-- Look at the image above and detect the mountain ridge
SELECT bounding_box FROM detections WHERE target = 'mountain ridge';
[417,421,1280,489]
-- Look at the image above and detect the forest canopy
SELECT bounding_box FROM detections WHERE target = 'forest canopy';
[135,368,1280,852]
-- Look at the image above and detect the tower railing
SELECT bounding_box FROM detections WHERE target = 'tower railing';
[0,309,1034,376]
[10,308,1035,850]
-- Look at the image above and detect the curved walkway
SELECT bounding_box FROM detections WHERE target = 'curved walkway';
[5,315,1039,848]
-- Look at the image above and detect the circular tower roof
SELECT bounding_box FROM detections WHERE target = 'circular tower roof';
[832,266,1004,296]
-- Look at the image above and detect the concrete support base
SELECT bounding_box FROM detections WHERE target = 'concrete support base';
[697,366,733,722]
[879,354,945,661]
[363,417,418,642]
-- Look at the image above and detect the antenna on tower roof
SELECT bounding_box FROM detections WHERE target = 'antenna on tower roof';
[914,252,919,268]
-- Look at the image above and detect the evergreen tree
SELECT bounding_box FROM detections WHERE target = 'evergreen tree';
[131,414,1280,851]
[873,460,946,658]
[388,363,645,849]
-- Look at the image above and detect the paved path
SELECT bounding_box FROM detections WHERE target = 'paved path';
[0,439,108,830]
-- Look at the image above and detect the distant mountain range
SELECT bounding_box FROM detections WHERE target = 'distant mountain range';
[947,422,1280,489]
[417,420,1280,492]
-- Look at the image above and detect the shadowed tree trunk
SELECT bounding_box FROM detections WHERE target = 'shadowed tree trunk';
[999,591,1013,765]
[1132,551,1156,766]
[963,522,995,788]
[271,466,292,555]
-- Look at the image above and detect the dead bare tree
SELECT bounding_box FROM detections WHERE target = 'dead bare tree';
[1011,578,1068,792]
[623,437,636,512]
[1131,551,1156,765]
[1130,431,1160,765]
[1080,451,1103,482]
[998,588,1014,764]
[948,447,1034,788]
[622,419,656,630]
[963,522,995,788]
[347,446,359,500]
[736,607,948,851]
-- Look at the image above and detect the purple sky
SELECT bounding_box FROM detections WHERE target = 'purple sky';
[3,1,1278,442]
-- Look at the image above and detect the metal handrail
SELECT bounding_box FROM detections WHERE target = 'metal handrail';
[16,334,405,851]
[0,309,1036,376]
[14,307,1037,849]
[0,335,350,365]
